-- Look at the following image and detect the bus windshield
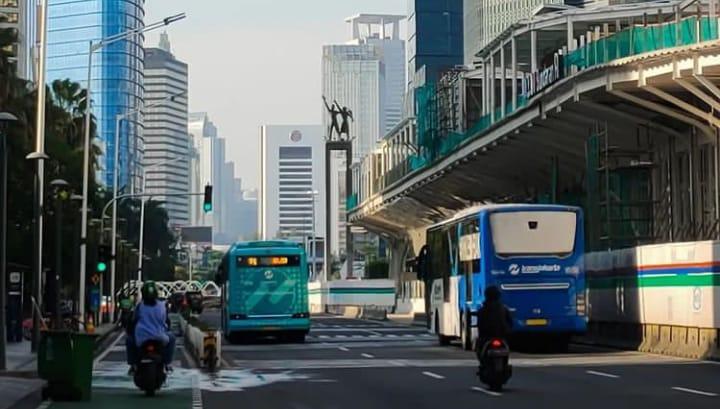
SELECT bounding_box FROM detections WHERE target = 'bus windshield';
[490,211,577,258]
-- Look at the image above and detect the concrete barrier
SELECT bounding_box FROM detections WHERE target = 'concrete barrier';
[586,240,720,360]
[178,315,221,371]
[309,279,396,318]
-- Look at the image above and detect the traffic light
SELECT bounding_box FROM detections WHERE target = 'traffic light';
[203,184,213,213]
[97,244,110,273]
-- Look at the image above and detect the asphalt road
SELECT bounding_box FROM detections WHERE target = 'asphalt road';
[45,313,720,408]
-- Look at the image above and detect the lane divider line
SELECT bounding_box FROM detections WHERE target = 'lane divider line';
[35,401,52,409]
[192,375,204,409]
[361,353,375,359]
[338,346,350,352]
[422,371,445,380]
[586,370,620,379]
[471,386,502,397]
[93,331,124,367]
[672,387,718,397]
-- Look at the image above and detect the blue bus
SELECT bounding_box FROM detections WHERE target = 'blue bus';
[418,204,586,350]
[216,240,310,343]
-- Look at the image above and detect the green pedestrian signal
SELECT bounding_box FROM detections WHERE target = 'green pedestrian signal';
[203,184,213,213]
[97,261,107,272]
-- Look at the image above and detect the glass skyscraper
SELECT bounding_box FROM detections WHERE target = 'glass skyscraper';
[46,0,145,189]
[408,0,464,86]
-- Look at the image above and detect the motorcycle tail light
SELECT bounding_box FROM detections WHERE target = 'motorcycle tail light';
[490,339,503,348]
[146,345,155,353]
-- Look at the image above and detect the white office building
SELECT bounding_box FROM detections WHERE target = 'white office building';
[188,112,218,227]
[259,125,326,245]
[322,14,406,159]
[143,37,190,227]
[464,0,564,66]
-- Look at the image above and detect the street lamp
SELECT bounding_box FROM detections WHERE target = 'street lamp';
[49,179,69,329]
[0,111,17,369]
[109,91,185,321]
[78,12,186,322]
[137,156,184,281]
[306,190,319,281]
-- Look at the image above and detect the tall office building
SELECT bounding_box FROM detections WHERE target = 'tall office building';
[259,125,326,245]
[323,14,406,158]
[47,0,145,188]
[143,36,190,227]
[408,0,464,113]
[1,0,36,80]
[188,112,218,227]
[463,0,563,66]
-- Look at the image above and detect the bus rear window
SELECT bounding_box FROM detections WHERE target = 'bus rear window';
[236,255,301,267]
[490,211,576,258]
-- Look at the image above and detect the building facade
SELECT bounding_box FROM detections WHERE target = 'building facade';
[259,125,326,245]
[463,0,563,66]
[408,0,464,87]
[143,38,190,227]
[188,112,218,227]
[1,0,35,80]
[47,0,145,188]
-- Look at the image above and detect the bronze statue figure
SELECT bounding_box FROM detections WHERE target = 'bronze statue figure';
[323,96,341,140]
[336,100,354,140]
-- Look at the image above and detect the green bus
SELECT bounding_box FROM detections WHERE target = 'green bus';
[216,240,310,343]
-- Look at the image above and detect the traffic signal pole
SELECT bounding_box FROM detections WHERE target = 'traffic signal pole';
[98,190,210,289]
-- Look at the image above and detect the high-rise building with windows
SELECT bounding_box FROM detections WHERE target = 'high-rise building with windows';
[259,125,326,245]
[143,35,190,227]
[464,0,563,66]
[407,0,464,113]
[188,112,218,228]
[1,0,36,80]
[323,14,406,158]
[46,0,145,188]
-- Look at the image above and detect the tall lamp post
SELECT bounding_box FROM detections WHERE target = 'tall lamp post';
[306,190,319,280]
[78,13,186,323]
[137,157,183,281]
[109,92,184,321]
[0,112,18,369]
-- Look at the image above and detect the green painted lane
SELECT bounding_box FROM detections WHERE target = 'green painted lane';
[46,388,193,409]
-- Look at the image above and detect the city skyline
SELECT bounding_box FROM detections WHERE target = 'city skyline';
[145,0,407,190]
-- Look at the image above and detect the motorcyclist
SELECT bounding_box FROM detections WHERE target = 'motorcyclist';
[475,286,513,365]
[126,281,175,374]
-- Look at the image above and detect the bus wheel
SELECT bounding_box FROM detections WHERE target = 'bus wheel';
[461,313,472,351]
[291,331,306,344]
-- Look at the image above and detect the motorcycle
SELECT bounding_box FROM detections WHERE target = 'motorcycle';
[133,340,167,396]
[477,338,512,391]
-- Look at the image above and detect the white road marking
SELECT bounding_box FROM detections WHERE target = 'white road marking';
[192,375,204,409]
[318,335,329,339]
[672,387,718,397]
[94,331,124,366]
[35,402,52,409]
[472,386,502,397]
[421,371,445,380]
[338,346,350,352]
[586,370,620,379]
[361,353,375,359]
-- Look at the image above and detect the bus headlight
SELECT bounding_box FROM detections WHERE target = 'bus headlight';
[576,292,586,316]
[230,314,247,320]
[292,312,310,319]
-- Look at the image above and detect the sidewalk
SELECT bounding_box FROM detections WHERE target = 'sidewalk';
[0,323,119,409]
[387,312,427,327]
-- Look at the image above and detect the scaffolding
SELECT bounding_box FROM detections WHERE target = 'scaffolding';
[586,122,656,251]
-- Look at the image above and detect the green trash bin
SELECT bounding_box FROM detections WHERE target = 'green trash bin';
[38,330,97,401]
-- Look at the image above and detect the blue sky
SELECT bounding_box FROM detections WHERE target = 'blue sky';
[146,0,407,190]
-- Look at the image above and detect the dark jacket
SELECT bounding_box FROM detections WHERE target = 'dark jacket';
[476,300,513,340]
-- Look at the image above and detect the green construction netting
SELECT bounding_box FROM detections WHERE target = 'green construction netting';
[391,16,720,194]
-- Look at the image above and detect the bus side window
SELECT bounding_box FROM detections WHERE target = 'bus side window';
[460,219,481,301]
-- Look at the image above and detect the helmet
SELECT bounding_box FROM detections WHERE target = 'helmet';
[484,285,501,302]
[141,281,159,304]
